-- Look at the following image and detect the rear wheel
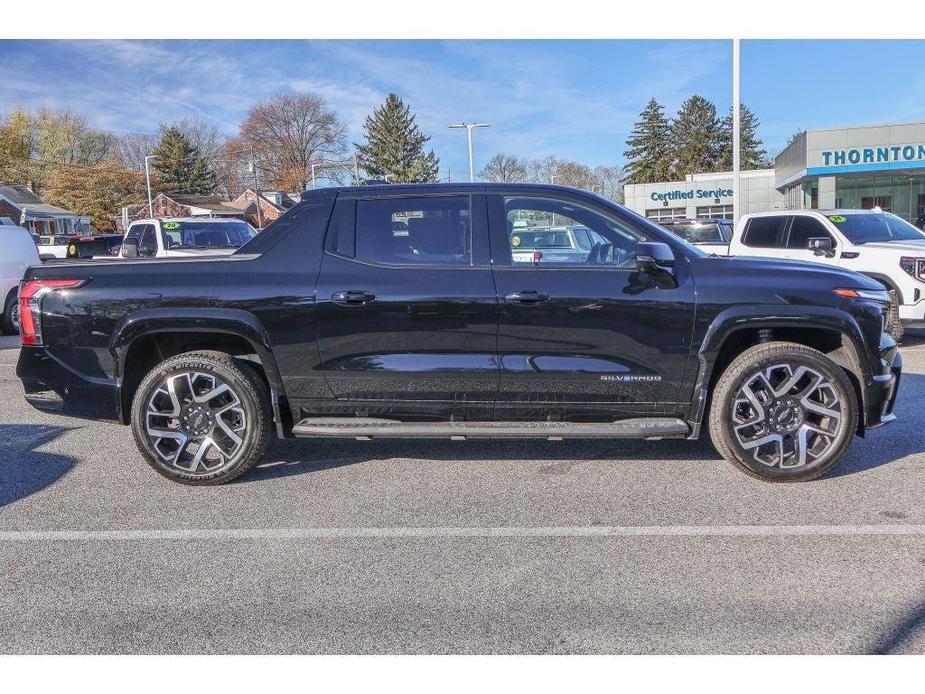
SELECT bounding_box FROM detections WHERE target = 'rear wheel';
[1,289,19,335]
[131,350,272,485]
[709,341,858,482]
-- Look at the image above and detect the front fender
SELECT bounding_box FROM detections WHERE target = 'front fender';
[110,307,284,392]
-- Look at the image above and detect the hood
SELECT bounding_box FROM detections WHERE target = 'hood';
[697,254,882,291]
[851,239,925,254]
[163,247,238,257]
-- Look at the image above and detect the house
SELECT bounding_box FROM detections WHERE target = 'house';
[120,193,258,232]
[234,189,298,227]
[0,184,91,236]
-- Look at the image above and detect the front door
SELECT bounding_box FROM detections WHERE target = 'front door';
[779,214,840,264]
[314,192,499,420]
[488,192,697,421]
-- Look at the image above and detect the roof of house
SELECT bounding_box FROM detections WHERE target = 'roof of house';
[157,193,253,217]
[0,184,77,217]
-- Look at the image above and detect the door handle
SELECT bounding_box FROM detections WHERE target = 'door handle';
[332,290,376,306]
[504,290,549,304]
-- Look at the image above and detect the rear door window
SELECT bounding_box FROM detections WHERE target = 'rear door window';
[741,216,788,248]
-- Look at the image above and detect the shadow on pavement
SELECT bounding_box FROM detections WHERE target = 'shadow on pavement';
[0,424,76,506]
[866,594,925,654]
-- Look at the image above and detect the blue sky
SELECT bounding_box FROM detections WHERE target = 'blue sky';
[1,39,924,180]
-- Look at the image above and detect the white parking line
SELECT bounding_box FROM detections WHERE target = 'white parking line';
[1,525,924,541]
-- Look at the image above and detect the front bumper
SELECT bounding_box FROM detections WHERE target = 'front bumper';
[16,345,120,421]
[863,333,901,430]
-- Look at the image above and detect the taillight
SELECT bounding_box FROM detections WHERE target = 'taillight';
[19,279,84,346]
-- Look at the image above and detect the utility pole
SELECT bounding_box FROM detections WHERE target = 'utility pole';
[250,146,263,229]
[144,155,156,217]
[311,162,317,190]
[353,153,359,185]
[448,123,490,182]
[732,38,741,224]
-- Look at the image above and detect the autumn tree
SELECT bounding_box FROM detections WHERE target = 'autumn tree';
[151,126,217,194]
[0,108,33,183]
[480,153,527,182]
[236,91,348,191]
[355,94,439,183]
[45,161,147,233]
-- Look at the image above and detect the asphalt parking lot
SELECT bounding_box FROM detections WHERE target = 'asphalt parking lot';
[1,333,924,654]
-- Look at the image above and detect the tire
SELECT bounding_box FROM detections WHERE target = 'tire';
[885,289,904,344]
[708,341,858,482]
[131,350,272,485]
[0,289,19,335]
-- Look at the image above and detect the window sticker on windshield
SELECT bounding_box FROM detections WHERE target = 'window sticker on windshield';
[162,221,181,230]
[827,215,847,224]
[511,235,521,247]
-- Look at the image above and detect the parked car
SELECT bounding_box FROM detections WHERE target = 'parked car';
[111,218,258,259]
[657,218,733,254]
[16,184,900,486]
[714,210,925,342]
[65,234,123,259]
[509,224,610,263]
[35,234,71,260]
[1,223,40,334]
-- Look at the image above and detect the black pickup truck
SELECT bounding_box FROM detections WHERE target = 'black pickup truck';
[16,184,902,485]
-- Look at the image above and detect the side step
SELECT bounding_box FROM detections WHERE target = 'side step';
[291,417,690,440]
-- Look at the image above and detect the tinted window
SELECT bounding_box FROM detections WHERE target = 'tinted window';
[160,221,256,249]
[742,216,787,248]
[828,213,925,244]
[787,216,833,249]
[355,196,471,265]
[504,196,646,268]
[138,225,158,256]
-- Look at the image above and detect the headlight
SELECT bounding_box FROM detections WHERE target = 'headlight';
[900,256,925,280]
[833,287,891,302]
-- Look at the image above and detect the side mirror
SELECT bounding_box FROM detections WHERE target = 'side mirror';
[807,236,835,257]
[635,241,676,275]
[122,237,139,258]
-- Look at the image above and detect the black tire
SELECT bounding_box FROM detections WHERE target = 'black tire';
[131,350,272,485]
[885,289,904,344]
[709,341,858,482]
[1,288,19,336]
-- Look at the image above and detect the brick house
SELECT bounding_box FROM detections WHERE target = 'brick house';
[119,193,258,232]
[233,189,298,228]
[0,184,90,236]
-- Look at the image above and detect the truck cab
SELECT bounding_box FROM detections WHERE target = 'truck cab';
[119,218,257,259]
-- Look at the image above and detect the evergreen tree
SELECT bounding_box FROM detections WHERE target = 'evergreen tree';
[716,103,770,170]
[355,94,439,183]
[151,126,217,194]
[670,95,722,177]
[622,98,673,183]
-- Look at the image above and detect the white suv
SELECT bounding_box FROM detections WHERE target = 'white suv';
[728,209,925,341]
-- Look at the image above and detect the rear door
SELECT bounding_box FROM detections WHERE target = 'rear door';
[488,192,697,420]
[314,191,499,420]
[734,215,790,259]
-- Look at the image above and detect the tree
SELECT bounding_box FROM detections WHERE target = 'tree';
[552,160,597,190]
[622,98,673,184]
[45,161,147,233]
[355,93,439,183]
[670,95,723,177]
[0,108,33,183]
[527,155,560,185]
[151,126,217,195]
[480,153,527,182]
[593,165,624,202]
[237,91,348,192]
[716,104,770,171]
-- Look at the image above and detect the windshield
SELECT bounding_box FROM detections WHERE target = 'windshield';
[159,221,257,249]
[666,222,726,243]
[510,229,572,249]
[828,213,925,245]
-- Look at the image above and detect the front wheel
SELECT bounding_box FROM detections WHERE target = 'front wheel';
[131,350,272,485]
[709,341,858,482]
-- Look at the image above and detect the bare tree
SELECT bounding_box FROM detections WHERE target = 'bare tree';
[592,164,625,202]
[527,155,560,184]
[237,91,348,192]
[479,153,527,182]
[116,131,158,170]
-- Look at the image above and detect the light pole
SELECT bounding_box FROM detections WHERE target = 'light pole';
[449,123,489,182]
[311,162,317,190]
[732,38,741,224]
[144,155,156,217]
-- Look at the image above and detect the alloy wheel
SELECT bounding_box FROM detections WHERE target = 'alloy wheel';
[730,362,844,469]
[145,371,247,474]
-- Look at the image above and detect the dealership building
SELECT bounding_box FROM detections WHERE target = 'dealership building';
[623,119,925,223]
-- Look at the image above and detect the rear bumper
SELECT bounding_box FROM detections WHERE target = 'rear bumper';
[16,346,120,421]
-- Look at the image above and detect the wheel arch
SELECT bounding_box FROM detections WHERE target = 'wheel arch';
[111,308,285,426]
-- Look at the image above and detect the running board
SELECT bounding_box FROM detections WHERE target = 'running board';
[291,417,690,440]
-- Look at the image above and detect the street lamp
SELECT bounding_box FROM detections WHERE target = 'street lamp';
[448,123,490,182]
[144,155,156,217]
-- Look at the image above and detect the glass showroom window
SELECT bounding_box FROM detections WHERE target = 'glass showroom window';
[695,205,734,220]
[646,207,686,221]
